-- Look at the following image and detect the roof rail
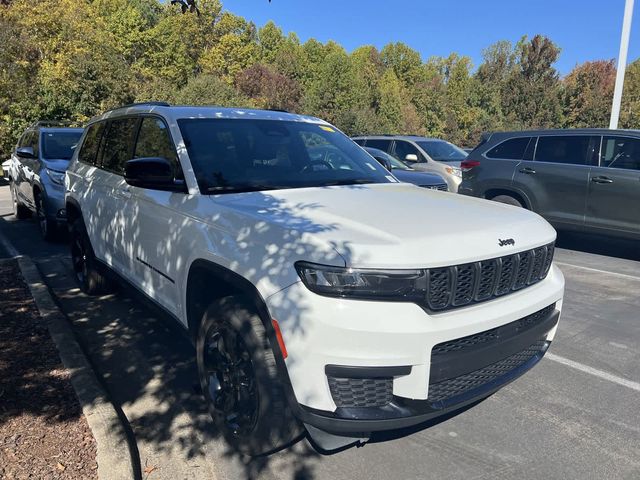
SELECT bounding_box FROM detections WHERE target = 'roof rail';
[28,120,81,129]
[115,101,171,110]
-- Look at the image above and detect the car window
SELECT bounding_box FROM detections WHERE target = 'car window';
[78,122,105,166]
[601,136,640,171]
[41,131,83,160]
[352,138,366,146]
[101,118,140,174]
[365,139,392,151]
[177,119,392,193]
[393,141,425,163]
[134,117,183,179]
[21,131,39,156]
[416,140,467,162]
[486,137,532,160]
[534,135,594,165]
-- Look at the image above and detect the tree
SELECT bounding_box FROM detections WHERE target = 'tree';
[236,64,301,111]
[502,35,563,129]
[619,59,640,128]
[563,60,616,128]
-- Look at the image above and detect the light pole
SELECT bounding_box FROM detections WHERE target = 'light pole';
[610,0,635,129]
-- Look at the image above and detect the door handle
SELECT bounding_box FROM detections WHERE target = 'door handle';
[519,167,536,174]
[591,176,613,184]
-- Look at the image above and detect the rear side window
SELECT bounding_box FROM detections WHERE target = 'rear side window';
[534,135,594,165]
[365,139,392,151]
[101,118,139,174]
[486,137,532,160]
[601,136,640,171]
[134,117,183,178]
[79,123,105,165]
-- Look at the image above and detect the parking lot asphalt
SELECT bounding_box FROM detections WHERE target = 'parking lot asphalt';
[0,180,638,480]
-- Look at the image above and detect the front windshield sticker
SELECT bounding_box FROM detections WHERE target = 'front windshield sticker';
[319,125,335,132]
[385,175,398,182]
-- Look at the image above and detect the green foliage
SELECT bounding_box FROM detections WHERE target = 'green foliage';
[0,1,638,158]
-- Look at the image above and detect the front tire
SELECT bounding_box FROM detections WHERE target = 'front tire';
[10,182,30,220]
[490,194,525,208]
[35,192,57,241]
[196,297,300,456]
[69,218,113,295]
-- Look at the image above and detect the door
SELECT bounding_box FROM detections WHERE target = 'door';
[89,117,140,275]
[480,135,534,195]
[513,135,598,229]
[127,116,187,315]
[586,135,640,237]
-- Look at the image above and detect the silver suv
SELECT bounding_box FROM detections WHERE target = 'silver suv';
[9,121,84,240]
[352,135,467,191]
[459,129,640,240]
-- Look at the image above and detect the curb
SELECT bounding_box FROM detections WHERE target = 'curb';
[16,256,138,480]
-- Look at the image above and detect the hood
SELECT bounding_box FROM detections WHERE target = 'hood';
[391,169,446,186]
[42,159,70,172]
[211,183,556,269]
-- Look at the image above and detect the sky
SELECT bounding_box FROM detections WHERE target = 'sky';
[221,0,640,75]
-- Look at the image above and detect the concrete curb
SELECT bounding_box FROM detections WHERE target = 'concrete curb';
[16,256,138,480]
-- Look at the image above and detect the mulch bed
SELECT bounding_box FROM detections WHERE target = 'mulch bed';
[0,260,97,479]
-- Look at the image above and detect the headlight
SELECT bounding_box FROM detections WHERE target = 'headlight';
[445,166,462,178]
[46,168,65,185]
[295,261,426,300]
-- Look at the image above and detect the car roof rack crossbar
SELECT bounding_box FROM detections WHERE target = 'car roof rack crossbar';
[111,101,171,111]
[28,120,80,129]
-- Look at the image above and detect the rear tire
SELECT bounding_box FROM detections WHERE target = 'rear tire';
[35,192,57,241]
[69,218,113,295]
[490,194,524,208]
[10,182,30,220]
[196,297,301,456]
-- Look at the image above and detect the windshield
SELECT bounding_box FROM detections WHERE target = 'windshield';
[416,140,467,162]
[178,119,393,193]
[41,131,83,160]
[364,147,410,170]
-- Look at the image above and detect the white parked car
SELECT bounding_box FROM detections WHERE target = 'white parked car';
[65,103,565,455]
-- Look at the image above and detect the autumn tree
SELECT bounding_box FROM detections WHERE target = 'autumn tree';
[563,60,616,128]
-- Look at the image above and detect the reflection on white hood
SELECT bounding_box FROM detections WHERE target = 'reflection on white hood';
[211,183,556,269]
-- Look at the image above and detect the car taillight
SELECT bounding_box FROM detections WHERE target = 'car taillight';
[460,160,481,172]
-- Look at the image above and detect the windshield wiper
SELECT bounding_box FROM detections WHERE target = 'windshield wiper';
[322,179,377,186]
[206,184,282,194]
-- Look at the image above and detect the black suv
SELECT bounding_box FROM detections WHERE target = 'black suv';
[459,129,640,240]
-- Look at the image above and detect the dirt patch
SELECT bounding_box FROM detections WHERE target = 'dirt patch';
[0,260,97,479]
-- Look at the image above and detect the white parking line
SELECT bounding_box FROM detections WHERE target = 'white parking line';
[546,352,640,392]
[0,227,19,257]
[555,261,640,282]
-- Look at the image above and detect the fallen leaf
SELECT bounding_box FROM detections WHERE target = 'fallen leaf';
[56,462,66,471]
[143,461,158,476]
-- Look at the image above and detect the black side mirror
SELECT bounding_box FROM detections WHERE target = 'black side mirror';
[15,146,35,159]
[124,157,185,192]
[373,156,392,171]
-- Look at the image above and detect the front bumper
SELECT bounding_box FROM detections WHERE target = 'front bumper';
[266,264,564,434]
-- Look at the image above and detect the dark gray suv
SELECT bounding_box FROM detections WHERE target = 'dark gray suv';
[459,129,640,240]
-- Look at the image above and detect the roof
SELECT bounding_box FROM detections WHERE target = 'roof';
[487,128,640,139]
[89,104,328,126]
[351,134,445,142]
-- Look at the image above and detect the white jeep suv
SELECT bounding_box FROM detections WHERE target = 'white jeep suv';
[65,103,565,455]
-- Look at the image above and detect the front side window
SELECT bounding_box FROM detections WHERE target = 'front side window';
[101,118,140,174]
[486,137,532,160]
[601,136,640,171]
[416,140,467,162]
[365,139,392,151]
[134,117,183,178]
[41,130,83,160]
[393,141,424,163]
[177,119,392,193]
[534,135,594,165]
[79,122,106,165]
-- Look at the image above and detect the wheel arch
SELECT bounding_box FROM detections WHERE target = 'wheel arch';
[65,196,82,225]
[185,258,294,390]
[484,188,532,210]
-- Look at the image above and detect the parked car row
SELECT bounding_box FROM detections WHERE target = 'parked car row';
[460,129,640,240]
[6,103,564,456]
